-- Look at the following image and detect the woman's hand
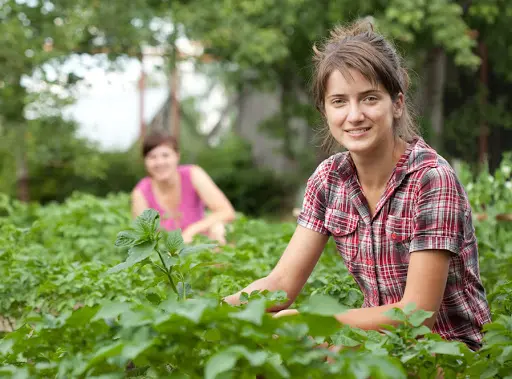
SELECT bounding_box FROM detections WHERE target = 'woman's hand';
[181,227,197,244]
[222,294,241,306]
[208,222,227,245]
[181,223,226,245]
[272,309,300,318]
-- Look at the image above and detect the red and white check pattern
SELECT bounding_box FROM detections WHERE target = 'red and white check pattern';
[298,137,491,350]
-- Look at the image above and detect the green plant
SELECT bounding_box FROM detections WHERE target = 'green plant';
[0,187,510,377]
[109,209,216,300]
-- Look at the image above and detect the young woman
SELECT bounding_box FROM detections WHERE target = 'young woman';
[132,132,236,244]
[224,21,491,351]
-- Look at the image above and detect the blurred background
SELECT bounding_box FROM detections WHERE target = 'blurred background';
[1,0,511,219]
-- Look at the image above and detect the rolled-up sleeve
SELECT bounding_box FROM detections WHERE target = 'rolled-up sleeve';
[297,159,331,235]
[410,166,468,255]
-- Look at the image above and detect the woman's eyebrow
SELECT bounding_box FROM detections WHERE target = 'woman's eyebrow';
[326,89,381,99]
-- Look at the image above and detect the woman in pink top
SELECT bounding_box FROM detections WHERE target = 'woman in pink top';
[131,132,236,244]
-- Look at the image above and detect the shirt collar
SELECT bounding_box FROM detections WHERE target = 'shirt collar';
[334,137,439,184]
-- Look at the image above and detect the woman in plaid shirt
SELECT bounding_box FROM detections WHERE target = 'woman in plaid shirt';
[224,20,491,350]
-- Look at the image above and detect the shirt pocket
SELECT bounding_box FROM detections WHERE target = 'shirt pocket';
[384,214,414,256]
[324,208,360,264]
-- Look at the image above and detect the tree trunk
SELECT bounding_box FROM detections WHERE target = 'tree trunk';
[280,76,295,162]
[138,56,146,141]
[420,47,447,151]
[16,127,30,202]
[478,41,489,166]
[169,64,180,144]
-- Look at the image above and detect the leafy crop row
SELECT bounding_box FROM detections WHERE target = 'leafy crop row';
[0,158,511,378]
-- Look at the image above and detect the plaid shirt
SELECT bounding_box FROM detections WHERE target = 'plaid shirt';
[298,138,491,350]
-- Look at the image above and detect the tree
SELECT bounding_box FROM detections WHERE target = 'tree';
[0,0,164,201]
[171,0,480,174]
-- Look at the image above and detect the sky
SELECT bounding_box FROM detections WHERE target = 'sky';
[58,42,228,151]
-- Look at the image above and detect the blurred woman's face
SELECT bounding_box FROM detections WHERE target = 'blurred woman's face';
[144,144,179,182]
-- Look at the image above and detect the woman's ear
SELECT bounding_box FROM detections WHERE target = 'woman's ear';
[393,93,405,119]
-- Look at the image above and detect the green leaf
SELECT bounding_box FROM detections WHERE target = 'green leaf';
[160,252,178,271]
[409,309,434,327]
[383,307,407,323]
[107,240,156,274]
[133,209,160,239]
[66,306,98,327]
[367,356,407,379]
[299,294,348,316]
[163,229,184,253]
[145,293,161,305]
[227,346,267,366]
[114,229,139,247]
[0,339,14,355]
[411,325,431,338]
[204,328,222,342]
[428,341,462,356]
[82,342,124,371]
[92,302,131,322]
[177,282,192,299]
[301,314,341,336]
[0,366,30,379]
[120,310,154,328]
[498,345,512,364]
[88,375,124,379]
[168,373,192,379]
[403,302,417,315]
[267,356,290,378]
[175,299,211,323]
[122,338,156,360]
[179,244,216,256]
[229,298,266,325]
[401,351,420,363]
[205,350,238,379]
[239,292,249,303]
[331,333,361,347]
[204,346,269,379]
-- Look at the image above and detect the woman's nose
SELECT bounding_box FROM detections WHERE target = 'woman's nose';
[347,103,364,123]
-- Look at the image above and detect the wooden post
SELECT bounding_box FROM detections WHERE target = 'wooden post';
[170,63,180,145]
[478,41,489,166]
[16,132,30,202]
[138,54,146,140]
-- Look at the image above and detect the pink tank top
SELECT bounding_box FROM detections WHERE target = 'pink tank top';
[134,165,205,231]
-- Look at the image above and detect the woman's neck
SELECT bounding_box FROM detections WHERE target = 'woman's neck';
[351,137,407,192]
[151,170,180,193]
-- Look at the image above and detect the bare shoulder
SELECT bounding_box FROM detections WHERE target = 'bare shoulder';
[131,187,144,199]
[189,165,211,182]
[189,164,206,175]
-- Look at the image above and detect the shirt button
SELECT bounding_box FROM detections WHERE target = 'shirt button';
[391,233,397,240]
[335,228,341,234]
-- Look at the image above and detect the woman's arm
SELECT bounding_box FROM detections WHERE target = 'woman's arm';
[183,165,236,237]
[224,225,329,311]
[331,249,451,329]
[131,189,149,219]
[275,249,451,329]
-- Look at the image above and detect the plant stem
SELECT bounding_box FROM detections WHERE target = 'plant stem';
[156,251,179,296]
[152,263,166,274]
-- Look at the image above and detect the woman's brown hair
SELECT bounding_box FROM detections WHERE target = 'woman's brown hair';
[142,131,179,157]
[312,19,419,152]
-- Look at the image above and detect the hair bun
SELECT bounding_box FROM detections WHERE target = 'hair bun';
[329,18,375,41]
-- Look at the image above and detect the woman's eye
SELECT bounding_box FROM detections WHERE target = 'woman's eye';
[332,99,346,105]
[363,96,378,103]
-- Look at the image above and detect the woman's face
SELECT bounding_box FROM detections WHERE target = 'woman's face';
[323,68,403,157]
[144,144,179,182]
